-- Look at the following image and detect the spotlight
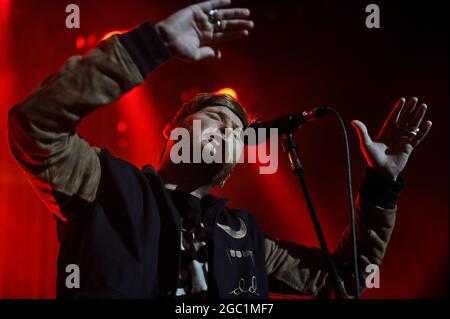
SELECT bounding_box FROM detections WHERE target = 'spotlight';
[216,87,238,100]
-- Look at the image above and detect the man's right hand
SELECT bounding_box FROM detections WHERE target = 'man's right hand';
[156,0,254,61]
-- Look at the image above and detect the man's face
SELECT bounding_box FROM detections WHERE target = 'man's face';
[163,105,245,187]
[182,105,245,165]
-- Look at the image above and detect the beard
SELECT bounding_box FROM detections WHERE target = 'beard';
[160,123,241,189]
[199,135,239,186]
[209,162,236,186]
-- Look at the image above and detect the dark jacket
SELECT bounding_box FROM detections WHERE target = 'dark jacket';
[55,149,268,298]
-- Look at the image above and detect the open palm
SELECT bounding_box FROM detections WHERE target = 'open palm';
[156,0,253,61]
[352,97,432,180]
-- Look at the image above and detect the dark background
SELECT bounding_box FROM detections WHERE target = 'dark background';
[0,0,448,298]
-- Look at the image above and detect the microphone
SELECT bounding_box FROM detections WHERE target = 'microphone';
[244,107,331,145]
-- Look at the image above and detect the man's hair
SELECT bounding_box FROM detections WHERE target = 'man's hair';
[162,93,251,139]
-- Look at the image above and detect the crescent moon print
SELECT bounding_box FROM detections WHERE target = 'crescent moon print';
[217,218,247,239]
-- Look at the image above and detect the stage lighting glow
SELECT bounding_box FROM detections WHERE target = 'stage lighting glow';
[87,34,97,47]
[117,120,128,133]
[101,30,123,41]
[75,36,85,49]
[216,87,238,100]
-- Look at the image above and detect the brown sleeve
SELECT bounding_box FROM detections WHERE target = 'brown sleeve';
[7,34,152,221]
[265,194,397,297]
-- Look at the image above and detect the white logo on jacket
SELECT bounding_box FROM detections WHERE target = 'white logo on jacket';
[217,217,247,239]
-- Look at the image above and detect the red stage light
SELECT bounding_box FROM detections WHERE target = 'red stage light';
[75,35,85,50]
[216,87,238,100]
[86,34,97,47]
[117,120,128,133]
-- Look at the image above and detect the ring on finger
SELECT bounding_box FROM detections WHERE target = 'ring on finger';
[207,9,219,23]
[404,126,420,136]
[408,127,420,136]
[214,20,222,30]
[396,122,420,136]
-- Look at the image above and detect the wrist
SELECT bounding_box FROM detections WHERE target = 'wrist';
[359,167,405,209]
[370,166,398,182]
[155,22,168,44]
[117,22,172,78]
[155,21,174,53]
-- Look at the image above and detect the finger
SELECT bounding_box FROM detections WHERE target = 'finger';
[217,19,254,31]
[384,97,405,128]
[215,8,250,19]
[351,120,373,149]
[196,46,221,60]
[198,0,231,11]
[409,103,427,130]
[196,46,216,60]
[397,97,418,127]
[212,30,249,41]
[411,120,432,148]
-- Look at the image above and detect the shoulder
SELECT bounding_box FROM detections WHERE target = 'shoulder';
[97,148,157,201]
[224,206,258,224]
[99,148,141,174]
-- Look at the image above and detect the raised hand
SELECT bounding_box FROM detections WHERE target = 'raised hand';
[351,97,432,180]
[156,0,254,61]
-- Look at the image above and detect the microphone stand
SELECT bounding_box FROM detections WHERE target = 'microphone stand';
[280,132,345,299]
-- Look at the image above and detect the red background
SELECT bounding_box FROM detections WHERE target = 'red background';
[0,0,448,298]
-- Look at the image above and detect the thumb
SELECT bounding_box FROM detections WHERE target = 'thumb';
[351,120,372,148]
[197,47,221,60]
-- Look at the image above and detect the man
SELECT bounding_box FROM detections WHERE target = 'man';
[7,0,431,299]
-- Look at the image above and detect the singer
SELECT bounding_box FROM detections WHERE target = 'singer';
[7,0,431,299]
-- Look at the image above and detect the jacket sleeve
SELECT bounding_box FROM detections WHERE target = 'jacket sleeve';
[7,23,171,221]
[265,168,405,297]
